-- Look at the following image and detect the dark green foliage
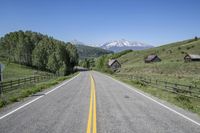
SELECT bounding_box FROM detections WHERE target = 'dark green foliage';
[0,31,79,75]
[79,58,95,69]
[32,38,49,70]
[0,31,36,65]
[65,43,79,75]
[79,59,90,69]
[75,44,113,59]
[47,53,60,73]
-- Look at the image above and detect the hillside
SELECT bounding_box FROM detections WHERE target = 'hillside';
[75,44,113,59]
[0,60,50,81]
[116,38,200,86]
[0,31,78,75]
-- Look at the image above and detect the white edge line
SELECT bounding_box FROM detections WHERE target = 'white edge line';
[0,73,80,120]
[100,72,200,127]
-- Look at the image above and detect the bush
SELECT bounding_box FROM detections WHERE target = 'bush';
[175,95,190,102]
[175,95,194,109]
[0,99,7,108]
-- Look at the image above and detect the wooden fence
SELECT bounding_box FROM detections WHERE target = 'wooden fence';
[0,74,57,95]
[117,74,200,99]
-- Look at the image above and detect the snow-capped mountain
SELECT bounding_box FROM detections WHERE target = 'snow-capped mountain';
[101,39,153,52]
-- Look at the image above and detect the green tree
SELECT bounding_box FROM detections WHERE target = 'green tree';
[65,43,79,75]
[47,53,59,73]
[0,30,79,75]
[32,39,49,70]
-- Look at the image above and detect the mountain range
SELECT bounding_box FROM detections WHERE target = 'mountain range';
[70,39,153,58]
[70,40,113,59]
[100,39,154,52]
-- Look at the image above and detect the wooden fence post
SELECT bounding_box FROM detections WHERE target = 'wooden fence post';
[188,86,192,95]
[174,84,177,92]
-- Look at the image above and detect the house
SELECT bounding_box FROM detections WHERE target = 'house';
[184,54,200,62]
[145,54,161,63]
[108,59,121,70]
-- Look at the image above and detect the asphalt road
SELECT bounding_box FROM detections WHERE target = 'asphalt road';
[0,71,200,133]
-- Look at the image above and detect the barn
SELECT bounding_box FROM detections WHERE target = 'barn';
[184,54,200,62]
[108,59,121,70]
[145,54,161,63]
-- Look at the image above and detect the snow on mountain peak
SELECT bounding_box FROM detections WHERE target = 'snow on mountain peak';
[100,39,153,52]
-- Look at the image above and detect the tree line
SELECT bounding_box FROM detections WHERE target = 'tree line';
[0,30,79,75]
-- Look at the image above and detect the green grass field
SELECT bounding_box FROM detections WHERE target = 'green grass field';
[0,61,50,81]
[0,58,79,108]
[105,38,200,115]
[116,38,200,86]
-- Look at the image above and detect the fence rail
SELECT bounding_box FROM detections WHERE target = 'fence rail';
[0,74,58,95]
[116,74,200,99]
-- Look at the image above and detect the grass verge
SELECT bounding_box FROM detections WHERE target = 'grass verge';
[96,70,200,116]
[114,76,200,116]
[0,72,78,108]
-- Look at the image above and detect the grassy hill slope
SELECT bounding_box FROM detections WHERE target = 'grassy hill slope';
[117,38,200,86]
[0,60,50,81]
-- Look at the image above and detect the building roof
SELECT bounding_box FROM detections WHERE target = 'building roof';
[108,59,119,66]
[186,54,200,59]
[145,55,158,61]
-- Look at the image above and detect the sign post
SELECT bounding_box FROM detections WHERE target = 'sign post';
[0,64,4,97]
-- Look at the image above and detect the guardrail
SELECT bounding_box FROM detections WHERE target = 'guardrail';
[116,74,200,99]
[0,74,58,95]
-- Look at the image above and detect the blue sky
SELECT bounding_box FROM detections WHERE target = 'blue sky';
[0,0,200,46]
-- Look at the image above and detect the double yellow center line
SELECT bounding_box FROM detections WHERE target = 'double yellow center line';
[87,75,97,133]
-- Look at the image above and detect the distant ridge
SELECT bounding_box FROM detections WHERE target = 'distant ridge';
[70,39,85,45]
[101,39,153,52]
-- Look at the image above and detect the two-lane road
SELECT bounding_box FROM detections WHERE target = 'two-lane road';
[0,71,200,133]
